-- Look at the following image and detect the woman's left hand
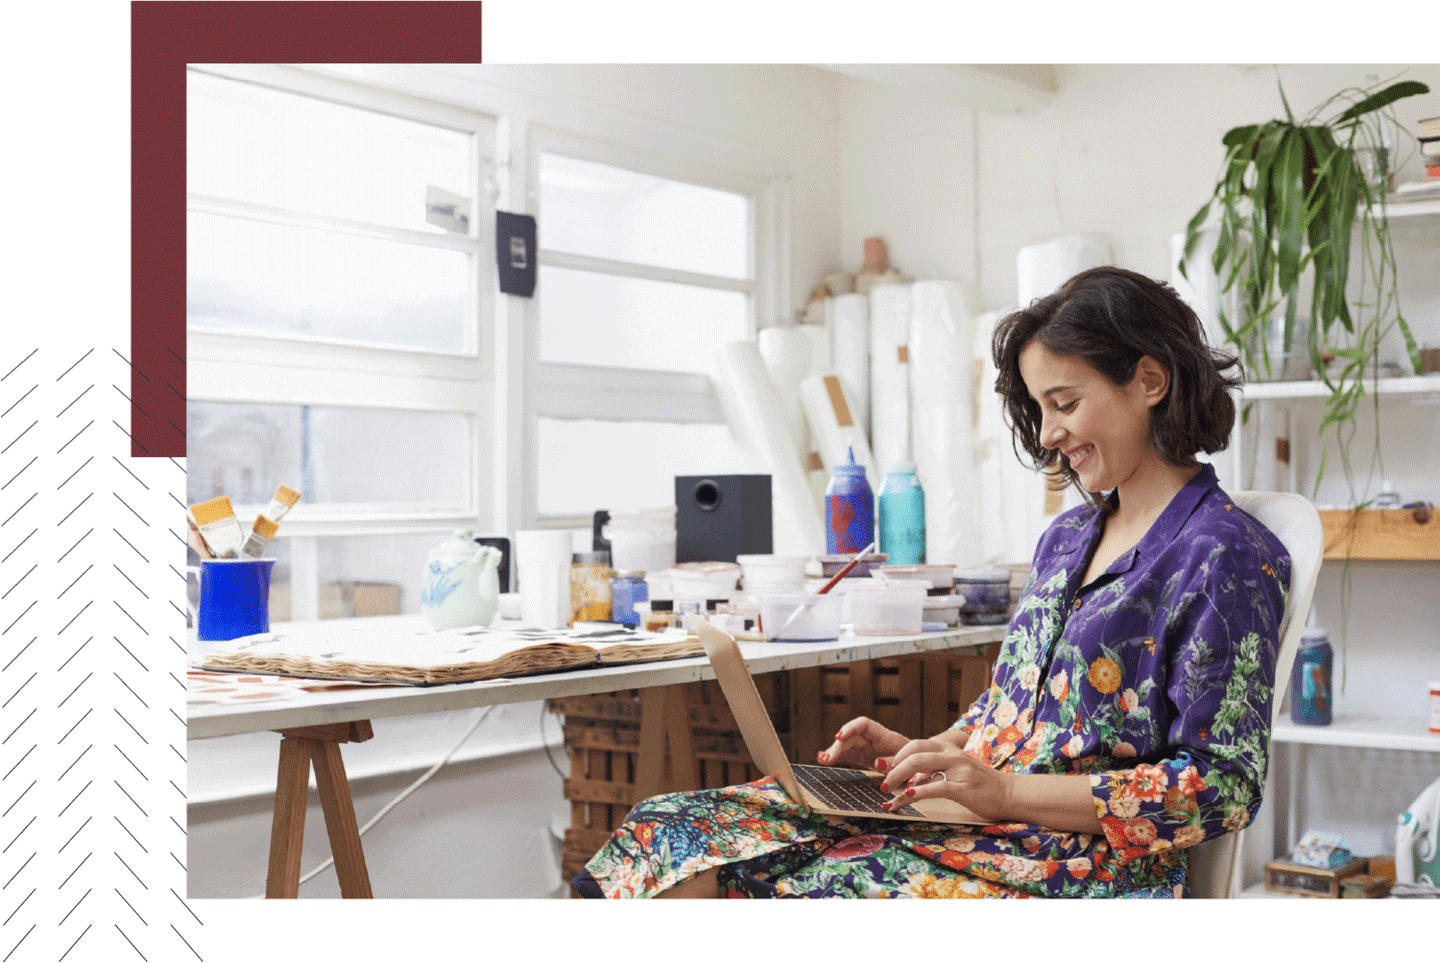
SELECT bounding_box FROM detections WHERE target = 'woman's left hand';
[879,739,1015,823]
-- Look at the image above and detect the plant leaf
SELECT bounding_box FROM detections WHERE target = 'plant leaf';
[1333,80,1430,124]
[1274,128,1307,297]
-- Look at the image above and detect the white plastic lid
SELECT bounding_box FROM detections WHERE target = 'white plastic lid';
[955,567,1010,583]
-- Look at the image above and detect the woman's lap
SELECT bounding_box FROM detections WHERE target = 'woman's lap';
[573,777,1185,898]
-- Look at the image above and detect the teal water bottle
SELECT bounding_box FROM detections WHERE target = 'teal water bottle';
[878,462,925,565]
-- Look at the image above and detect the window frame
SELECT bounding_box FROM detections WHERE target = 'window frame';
[186,63,500,620]
[524,124,777,530]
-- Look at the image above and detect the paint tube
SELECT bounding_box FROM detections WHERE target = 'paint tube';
[189,496,245,559]
[239,515,279,559]
[263,484,301,522]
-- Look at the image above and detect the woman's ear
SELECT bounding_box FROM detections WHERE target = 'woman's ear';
[1132,355,1170,408]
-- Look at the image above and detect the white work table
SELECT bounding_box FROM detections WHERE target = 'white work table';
[188,614,1004,897]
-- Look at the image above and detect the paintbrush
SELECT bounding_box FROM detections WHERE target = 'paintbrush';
[769,541,877,640]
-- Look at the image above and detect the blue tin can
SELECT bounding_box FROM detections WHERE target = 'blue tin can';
[610,572,648,627]
[1290,628,1333,726]
[878,462,926,565]
[824,447,874,555]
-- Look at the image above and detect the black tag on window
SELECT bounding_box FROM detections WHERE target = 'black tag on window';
[495,211,537,297]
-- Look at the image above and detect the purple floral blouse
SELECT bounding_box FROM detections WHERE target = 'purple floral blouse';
[956,463,1291,865]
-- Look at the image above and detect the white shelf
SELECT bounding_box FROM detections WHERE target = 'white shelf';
[1272,714,1440,753]
[1383,194,1440,220]
[1239,374,1440,401]
[1238,882,1299,898]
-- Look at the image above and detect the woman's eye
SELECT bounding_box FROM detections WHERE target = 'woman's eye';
[1057,401,1077,413]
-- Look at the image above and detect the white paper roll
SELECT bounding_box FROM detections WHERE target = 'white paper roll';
[1016,234,1112,308]
[909,280,981,568]
[514,529,573,629]
[757,325,815,456]
[971,307,1048,566]
[826,293,869,439]
[869,283,913,476]
[792,323,833,501]
[710,341,826,556]
[800,373,876,482]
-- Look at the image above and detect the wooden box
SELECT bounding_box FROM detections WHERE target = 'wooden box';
[1318,507,1440,561]
[1264,856,1370,898]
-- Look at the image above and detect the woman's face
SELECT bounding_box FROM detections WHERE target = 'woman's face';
[1017,339,1164,494]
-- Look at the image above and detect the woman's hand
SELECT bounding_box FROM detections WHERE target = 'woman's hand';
[878,738,1015,824]
[816,716,909,769]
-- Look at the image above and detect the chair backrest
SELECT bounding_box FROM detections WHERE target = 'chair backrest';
[1186,490,1325,897]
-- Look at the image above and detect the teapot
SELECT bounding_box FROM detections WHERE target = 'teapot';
[421,530,501,630]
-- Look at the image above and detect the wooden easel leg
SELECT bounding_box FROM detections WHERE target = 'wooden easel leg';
[266,735,311,898]
[661,685,698,792]
[634,687,668,801]
[311,738,374,898]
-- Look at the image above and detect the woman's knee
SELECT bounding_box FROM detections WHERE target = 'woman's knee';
[657,868,719,899]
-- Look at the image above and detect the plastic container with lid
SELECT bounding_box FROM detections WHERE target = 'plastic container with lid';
[846,578,928,635]
[757,591,844,641]
[602,507,677,573]
[668,561,741,600]
[954,567,1012,625]
[736,554,809,594]
[882,563,955,593]
[818,552,889,579]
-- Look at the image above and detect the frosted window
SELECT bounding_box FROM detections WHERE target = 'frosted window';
[187,213,470,351]
[188,71,473,233]
[537,265,748,373]
[539,152,748,278]
[187,402,471,510]
[536,418,751,517]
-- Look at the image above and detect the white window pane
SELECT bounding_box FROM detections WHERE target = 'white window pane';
[188,213,470,351]
[315,533,440,619]
[538,265,748,373]
[188,71,473,233]
[187,402,471,510]
[540,152,749,279]
[537,418,752,517]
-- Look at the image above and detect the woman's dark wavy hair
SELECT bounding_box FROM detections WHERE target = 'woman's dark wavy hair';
[991,265,1243,510]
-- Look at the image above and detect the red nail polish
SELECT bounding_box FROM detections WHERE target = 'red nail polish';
[879,782,889,793]
[880,801,891,810]
[876,759,887,771]
[905,788,915,797]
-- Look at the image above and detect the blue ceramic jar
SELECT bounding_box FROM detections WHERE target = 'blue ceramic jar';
[878,462,925,565]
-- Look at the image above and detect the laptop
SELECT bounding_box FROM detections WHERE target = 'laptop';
[692,617,986,825]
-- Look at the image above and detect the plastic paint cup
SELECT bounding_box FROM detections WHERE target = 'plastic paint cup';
[197,558,276,642]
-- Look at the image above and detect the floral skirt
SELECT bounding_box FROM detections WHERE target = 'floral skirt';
[572,777,1188,898]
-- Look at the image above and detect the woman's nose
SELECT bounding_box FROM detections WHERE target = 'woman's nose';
[1040,413,1063,450]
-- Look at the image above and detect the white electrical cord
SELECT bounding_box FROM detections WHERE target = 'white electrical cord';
[249,704,496,898]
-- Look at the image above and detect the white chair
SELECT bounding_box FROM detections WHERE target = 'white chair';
[1186,490,1324,898]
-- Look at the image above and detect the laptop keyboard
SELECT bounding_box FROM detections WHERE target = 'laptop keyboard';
[792,764,925,818]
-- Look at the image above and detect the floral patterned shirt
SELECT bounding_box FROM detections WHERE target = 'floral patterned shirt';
[955,463,1290,865]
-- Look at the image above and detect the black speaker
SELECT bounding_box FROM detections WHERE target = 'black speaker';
[674,474,772,563]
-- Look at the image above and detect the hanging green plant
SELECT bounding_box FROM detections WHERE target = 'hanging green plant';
[1181,74,1429,498]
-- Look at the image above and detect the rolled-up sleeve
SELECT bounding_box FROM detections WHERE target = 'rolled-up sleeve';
[1087,542,1287,864]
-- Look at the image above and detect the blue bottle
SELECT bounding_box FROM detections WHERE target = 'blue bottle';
[824,447,874,555]
[1290,626,1333,726]
[878,462,926,565]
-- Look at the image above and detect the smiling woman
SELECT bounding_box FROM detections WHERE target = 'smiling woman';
[573,267,1291,900]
